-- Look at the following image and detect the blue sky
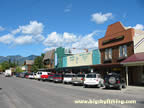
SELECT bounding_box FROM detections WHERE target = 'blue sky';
[0,0,144,57]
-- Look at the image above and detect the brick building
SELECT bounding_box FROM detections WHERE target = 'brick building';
[95,22,134,84]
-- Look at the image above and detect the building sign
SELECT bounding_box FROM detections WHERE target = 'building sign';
[55,53,58,66]
[66,52,93,67]
[102,36,124,45]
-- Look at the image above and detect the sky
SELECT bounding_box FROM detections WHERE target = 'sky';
[0,0,144,57]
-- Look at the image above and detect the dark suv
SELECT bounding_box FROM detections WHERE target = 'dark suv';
[104,73,126,90]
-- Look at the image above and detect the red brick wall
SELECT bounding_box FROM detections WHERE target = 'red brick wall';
[99,22,135,49]
[100,42,134,64]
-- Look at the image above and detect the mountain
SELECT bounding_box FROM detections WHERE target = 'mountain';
[0,55,38,65]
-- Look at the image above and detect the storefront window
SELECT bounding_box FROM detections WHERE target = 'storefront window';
[124,45,127,57]
[119,45,127,58]
[105,49,108,60]
[105,48,112,60]
[109,48,112,59]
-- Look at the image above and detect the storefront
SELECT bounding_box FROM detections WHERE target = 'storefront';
[121,52,144,86]
[90,63,124,78]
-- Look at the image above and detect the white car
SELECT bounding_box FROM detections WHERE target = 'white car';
[28,73,35,79]
[63,73,75,84]
[35,71,42,80]
[84,73,104,88]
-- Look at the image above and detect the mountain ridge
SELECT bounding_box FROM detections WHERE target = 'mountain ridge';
[0,55,38,65]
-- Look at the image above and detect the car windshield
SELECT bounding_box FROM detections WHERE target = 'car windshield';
[77,74,85,77]
[86,74,96,78]
[38,72,42,74]
[64,74,74,77]
[42,72,48,75]
[49,73,54,75]
[54,74,62,77]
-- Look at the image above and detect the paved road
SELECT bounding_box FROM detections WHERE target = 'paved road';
[0,75,144,108]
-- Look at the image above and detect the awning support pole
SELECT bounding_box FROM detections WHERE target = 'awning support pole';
[126,66,128,86]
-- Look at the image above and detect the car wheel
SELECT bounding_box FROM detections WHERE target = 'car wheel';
[118,85,122,90]
[105,86,109,89]
[84,85,87,88]
[122,84,126,88]
[73,83,75,86]
[97,84,101,88]
[101,84,105,87]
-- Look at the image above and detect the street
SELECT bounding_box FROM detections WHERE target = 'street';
[0,76,144,108]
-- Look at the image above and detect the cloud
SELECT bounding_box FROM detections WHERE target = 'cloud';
[0,21,44,45]
[43,31,99,52]
[91,12,113,24]
[14,35,34,45]
[11,28,21,35]
[72,31,98,49]
[127,24,144,30]
[0,34,14,44]
[64,4,72,13]
[43,32,63,47]
[19,21,43,35]
[133,24,144,30]
[0,26,5,31]
[43,47,56,52]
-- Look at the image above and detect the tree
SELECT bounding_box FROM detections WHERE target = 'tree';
[15,66,23,73]
[0,65,2,72]
[31,54,44,72]
[31,65,38,73]
[1,61,10,71]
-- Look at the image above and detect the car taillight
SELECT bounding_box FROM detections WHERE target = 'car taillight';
[96,79,98,81]
[81,78,83,80]
[117,80,120,84]
[104,80,105,83]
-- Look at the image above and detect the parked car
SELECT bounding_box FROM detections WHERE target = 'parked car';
[53,73,63,83]
[104,73,126,90]
[33,73,37,79]
[72,73,85,86]
[83,73,104,88]
[35,71,42,80]
[48,73,55,81]
[28,73,35,79]
[15,73,20,77]
[63,73,75,84]
[19,72,27,78]
[25,73,30,78]
[41,72,51,81]
[5,69,12,77]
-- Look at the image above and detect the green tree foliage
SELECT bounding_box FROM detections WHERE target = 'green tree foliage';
[1,61,10,71]
[0,59,18,71]
[31,54,44,72]
[0,65,2,71]
[15,66,23,73]
[31,65,38,73]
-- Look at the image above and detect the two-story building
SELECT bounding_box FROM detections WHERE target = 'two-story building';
[43,49,55,69]
[24,60,34,73]
[96,22,135,83]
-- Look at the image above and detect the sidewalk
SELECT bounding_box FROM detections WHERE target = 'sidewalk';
[127,86,144,90]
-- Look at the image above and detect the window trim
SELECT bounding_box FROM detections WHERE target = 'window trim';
[119,45,127,58]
